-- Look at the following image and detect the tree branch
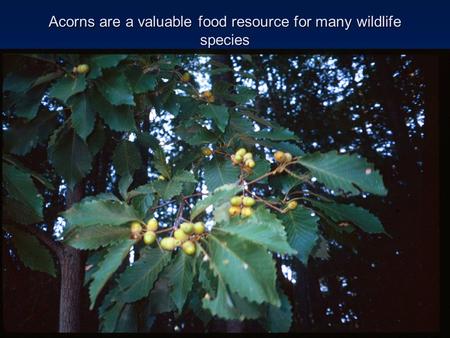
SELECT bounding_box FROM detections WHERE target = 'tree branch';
[16,223,63,259]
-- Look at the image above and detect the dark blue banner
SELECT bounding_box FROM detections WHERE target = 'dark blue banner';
[1,0,449,49]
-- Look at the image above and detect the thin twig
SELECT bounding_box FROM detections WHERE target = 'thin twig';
[246,171,274,186]
[251,193,286,213]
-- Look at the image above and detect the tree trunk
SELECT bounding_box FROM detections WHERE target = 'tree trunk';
[58,184,84,332]
[58,246,83,332]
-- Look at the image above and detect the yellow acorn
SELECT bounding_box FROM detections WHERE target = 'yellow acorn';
[236,148,247,157]
[202,147,213,156]
[76,64,90,74]
[146,218,158,231]
[174,229,190,241]
[245,159,256,168]
[228,206,241,217]
[287,200,298,210]
[242,196,255,207]
[193,222,205,234]
[180,222,194,235]
[182,240,196,255]
[243,153,253,161]
[230,196,242,206]
[274,151,285,162]
[143,231,156,245]
[160,237,179,251]
[130,221,142,234]
[284,152,293,162]
[241,207,253,218]
[230,154,239,166]
[158,175,166,181]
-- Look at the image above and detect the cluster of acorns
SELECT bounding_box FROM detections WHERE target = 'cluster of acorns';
[228,195,256,218]
[231,148,256,171]
[130,219,205,256]
[274,150,294,163]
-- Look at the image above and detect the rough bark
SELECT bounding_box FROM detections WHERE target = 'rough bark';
[58,245,83,332]
[58,184,84,332]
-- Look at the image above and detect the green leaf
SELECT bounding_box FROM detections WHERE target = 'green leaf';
[2,163,43,220]
[127,183,154,200]
[245,156,271,183]
[310,235,330,261]
[203,158,240,192]
[115,304,138,332]
[191,183,241,221]
[161,92,181,116]
[310,200,387,234]
[89,239,135,309]
[7,226,56,277]
[205,232,280,306]
[199,104,229,132]
[117,247,171,302]
[118,174,133,200]
[126,67,157,94]
[224,113,255,144]
[31,71,64,89]
[2,197,42,225]
[270,174,303,194]
[3,153,55,190]
[100,302,124,332]
[188,287,213,325]
[96,71,135,106]
[90,88,136,132]
[3,71,37,93]
[216,205,296,255]
[84,249,107,286]
[87,121,106,156]
[67,91,96,140]
[131,193,154,219]
[135,132,160,150]
[48,128,92,190]
[263,288,293,332]
[87,55,128,80]
[145,272,177,315]
[175,122,219,146]
[153,151,171,180]
[255,127,298,141]
[172,169,197,184]
[298,151,388,196]
[48,75,87,103]
[112,140,142,177]
[152,179,183,200]
[64,225,131,250]
[3,110,57,156]
[2,154,54,190]
[267,141,305,156]
[281,205,320,265]
[62,199,140,228]
[98,286,123,332]
[198,258,261,320]
[202,274,261,320]
[166,252,195,312]
[13,84,46,119]
[90,55,127,68]
[229,86,257,105]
